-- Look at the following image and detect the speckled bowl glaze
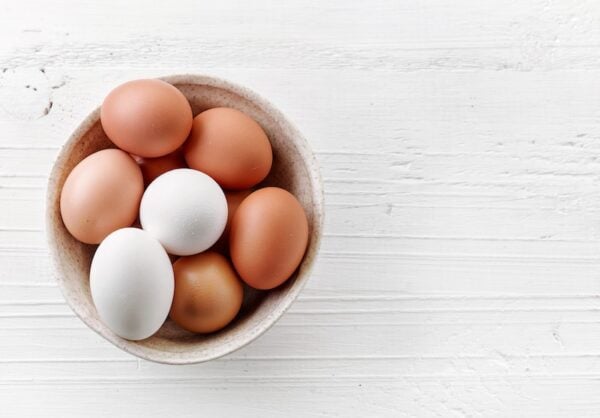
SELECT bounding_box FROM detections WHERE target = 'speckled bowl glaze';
[46,75,323,364]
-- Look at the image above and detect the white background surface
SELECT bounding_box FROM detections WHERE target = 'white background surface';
[2,0,600,416]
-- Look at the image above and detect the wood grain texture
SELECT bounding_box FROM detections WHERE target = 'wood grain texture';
[2,0,600,416]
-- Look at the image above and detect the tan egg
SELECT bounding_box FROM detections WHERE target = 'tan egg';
[133,149,186,186]
[60,149,143,244]
[101,79,193,158]
[211,189,253,254]
[170,252,244,333]
[230,187,308,290]
[183,107,272,190]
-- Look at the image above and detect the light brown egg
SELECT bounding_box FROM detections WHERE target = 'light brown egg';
[170,252,244,333]
[183,107,272,190]
[60,149,143,244]
[133,149,186,186]
[101,79,193,158]
[211,189,253,254]
[230,187,309,290]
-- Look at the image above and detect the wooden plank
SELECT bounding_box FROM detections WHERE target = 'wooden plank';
[3,0,600,415]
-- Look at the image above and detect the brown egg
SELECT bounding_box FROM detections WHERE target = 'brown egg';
[133,149,186,186]
[170,252,244,333]
[230,187,309,290]
[211,189,253,254]
[101,79,193,158]
[60,149,143,244]
[183,107,272,190]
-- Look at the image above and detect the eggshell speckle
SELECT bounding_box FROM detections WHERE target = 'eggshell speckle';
[140,168,228,256]
[90,228,174,341]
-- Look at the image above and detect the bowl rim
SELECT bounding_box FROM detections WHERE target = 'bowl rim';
[45,74,324,364]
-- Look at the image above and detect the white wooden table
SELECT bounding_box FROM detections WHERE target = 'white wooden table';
[3,1,600,416]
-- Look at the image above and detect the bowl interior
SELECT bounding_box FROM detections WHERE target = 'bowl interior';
[46,75,323,364]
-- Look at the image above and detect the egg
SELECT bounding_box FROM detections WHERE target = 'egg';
[183,107,273,190]
[133,149,187,186]
[230,187,309,290]
[101,79,193,158]
[140,168,228,256]
[60,149,143,244]
[211,189,253,253]
[170,251,244,333]
[90,228,174,340]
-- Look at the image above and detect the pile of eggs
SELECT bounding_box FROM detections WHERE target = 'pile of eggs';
[60,79,309,340]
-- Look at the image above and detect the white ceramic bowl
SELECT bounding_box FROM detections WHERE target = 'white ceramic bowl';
[46,75,324,364]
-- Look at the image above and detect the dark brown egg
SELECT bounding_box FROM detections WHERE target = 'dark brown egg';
[170,252,244,333]
[230,187,309,290]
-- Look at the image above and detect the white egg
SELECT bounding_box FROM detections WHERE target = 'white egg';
[140,168,228,256]
[90,228,174,341]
